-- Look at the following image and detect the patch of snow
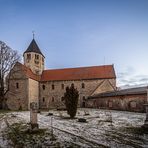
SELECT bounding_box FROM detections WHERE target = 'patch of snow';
[0,109,148,147]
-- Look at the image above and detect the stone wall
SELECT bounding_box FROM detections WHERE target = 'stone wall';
[28,78,39,109]
[6,78,28,110]
[86,94,146,112]
[6,63,29,110]
[39,78,116,109]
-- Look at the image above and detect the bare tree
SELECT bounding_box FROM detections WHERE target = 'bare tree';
[0,41,20,109]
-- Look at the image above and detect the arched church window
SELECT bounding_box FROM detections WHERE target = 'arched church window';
[42,85,45,90]
[82,83,85,88]
[43,97,45,102]
[16,83,19,89]
[61,84,64,89]
[52,84,54,90]
[52,97,54,102]
[83,96,85,100]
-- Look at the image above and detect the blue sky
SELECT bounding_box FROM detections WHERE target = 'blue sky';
[0,0,148,88]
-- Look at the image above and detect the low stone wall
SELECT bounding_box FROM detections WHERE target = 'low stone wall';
[86,94,147,112]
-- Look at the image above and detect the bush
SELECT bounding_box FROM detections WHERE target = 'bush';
[63,84,79,118]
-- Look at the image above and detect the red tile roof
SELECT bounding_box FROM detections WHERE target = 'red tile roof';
[17,62,41,81]
[16,62,116,82]
[41,65,116,82]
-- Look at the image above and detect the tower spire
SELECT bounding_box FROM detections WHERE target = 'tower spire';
[23,37,45,75]
[32,31,35,39]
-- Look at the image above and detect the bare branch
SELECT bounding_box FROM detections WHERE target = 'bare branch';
[0,41,21,109]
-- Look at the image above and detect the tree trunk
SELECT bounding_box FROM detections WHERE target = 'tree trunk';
[2,98,8,109]
[0,82,6,109]
[0,95,4,109]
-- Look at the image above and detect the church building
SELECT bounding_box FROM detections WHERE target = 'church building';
[6,39,116,110]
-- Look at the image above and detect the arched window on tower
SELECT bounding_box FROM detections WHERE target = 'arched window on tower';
[35,54,39,60]
[42,57,44,62]
[27,54,31,60]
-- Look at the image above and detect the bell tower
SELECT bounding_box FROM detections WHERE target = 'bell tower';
[23,38,45,75]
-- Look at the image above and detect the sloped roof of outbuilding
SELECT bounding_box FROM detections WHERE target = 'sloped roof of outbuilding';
[23,39,44,57]
[41,65,116,81]
[89,86,147,99]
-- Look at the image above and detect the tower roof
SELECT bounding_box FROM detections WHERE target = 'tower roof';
[24,39,44,57]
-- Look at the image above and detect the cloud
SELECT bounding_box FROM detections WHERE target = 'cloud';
[117,66,148,88]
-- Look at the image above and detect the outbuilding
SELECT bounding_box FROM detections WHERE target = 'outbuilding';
[86,86,147,112]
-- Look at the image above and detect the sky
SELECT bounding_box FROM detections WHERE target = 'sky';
[0,0,148,88]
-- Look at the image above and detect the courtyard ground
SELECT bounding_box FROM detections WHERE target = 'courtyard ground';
[0,108,148,148]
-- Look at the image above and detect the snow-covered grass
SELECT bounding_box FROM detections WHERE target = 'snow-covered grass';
[0,108,148,147]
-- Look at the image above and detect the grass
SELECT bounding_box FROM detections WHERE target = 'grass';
[0,109,27,114]
[103,126,147,148]
[121,126,147,135]
[4,122,82,147]
[4,122,55,147]
[0,110,12,114]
